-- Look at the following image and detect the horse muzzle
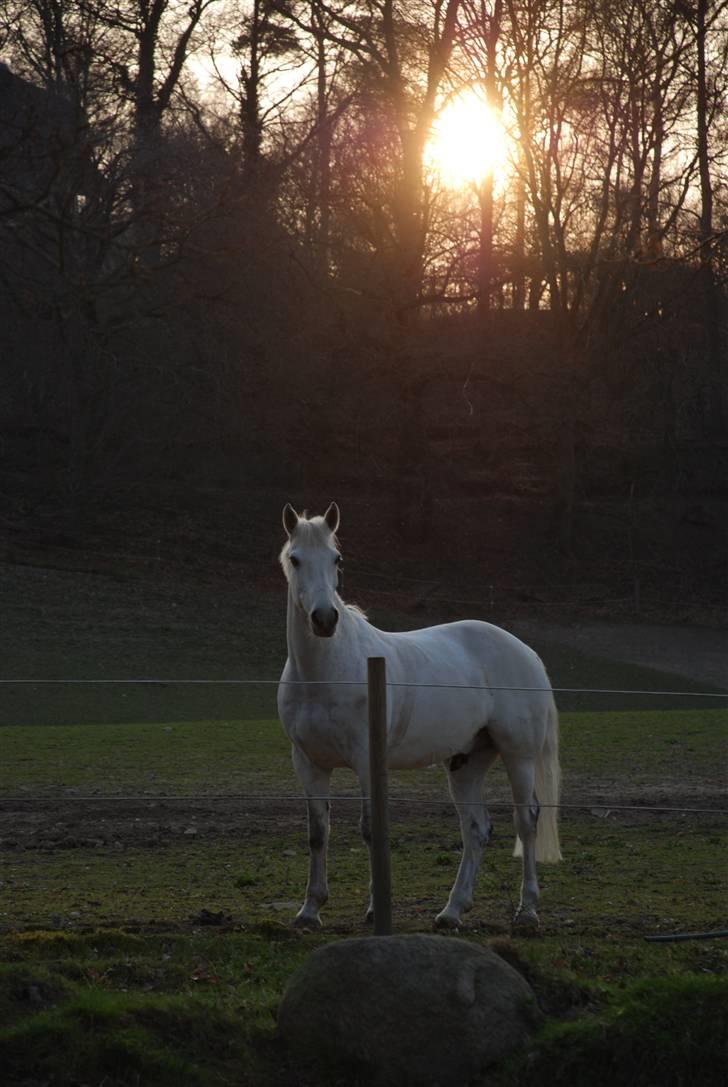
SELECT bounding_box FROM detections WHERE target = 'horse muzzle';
[310,606,339,638]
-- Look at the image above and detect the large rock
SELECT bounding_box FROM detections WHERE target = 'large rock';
[277,934,541,1086]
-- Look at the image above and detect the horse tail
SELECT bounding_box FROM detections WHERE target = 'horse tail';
[534,698,562,862]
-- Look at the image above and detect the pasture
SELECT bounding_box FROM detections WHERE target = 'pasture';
[1,561,726,1085]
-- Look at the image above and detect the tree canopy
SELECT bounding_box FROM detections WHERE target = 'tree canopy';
[1,1,726,550]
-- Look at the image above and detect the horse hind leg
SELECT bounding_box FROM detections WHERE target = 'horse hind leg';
[503,754,540,927]
[435,747,497,930]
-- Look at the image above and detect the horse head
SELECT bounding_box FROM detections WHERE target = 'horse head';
[280,502,342,637]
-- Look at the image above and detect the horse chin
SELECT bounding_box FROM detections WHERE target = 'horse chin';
[311,623,337,639]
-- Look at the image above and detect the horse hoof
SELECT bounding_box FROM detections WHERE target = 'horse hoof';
[434,910,461,930]
[292,913,322,930]
[512,908,539,932]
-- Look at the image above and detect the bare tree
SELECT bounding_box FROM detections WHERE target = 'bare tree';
[286,1,463,316]
[456,0,504,315]
[692,0,728,431]
[75,0,221,252]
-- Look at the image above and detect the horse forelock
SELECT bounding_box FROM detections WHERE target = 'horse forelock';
[279,512,340,571]
[293,514,338,545]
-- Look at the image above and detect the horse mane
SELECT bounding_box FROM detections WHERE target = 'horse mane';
[346,602,368,620]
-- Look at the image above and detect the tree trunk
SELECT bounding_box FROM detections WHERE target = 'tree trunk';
[477,173,494,315]
[477,0,501,317]
[388,0,462,319]
[391,127,428,318]
[646,46,664,255]
[133,5,165,251]
[696,0,725,434]
[696,0,713,253]
[513,167,526,309]
[314,6,331,275]
[242,0,263,180]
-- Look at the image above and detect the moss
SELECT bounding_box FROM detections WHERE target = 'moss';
[1,927,727,1087]
[0,962,75,1029]
[494,975,728,1087]
[0,987,259,1087]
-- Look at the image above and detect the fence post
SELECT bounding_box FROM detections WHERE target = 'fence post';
[367,656,392,935]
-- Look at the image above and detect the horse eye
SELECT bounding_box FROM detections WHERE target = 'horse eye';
[289,555,300,568]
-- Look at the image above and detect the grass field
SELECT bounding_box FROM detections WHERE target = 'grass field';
[1,645,726,1085]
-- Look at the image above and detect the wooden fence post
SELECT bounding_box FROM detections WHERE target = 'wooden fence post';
[367,656,392,935]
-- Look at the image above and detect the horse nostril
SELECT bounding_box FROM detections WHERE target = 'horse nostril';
[311,607,338,636]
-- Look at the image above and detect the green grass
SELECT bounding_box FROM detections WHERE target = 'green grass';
[1,925,726,1086]
[560,708,726,788]
[0,718,290,795]
[492,975,728,1087]
[0,679,280,728]
[0,929,305,1086]
[1,647,726,1085]
[0,708,724,797]
[2,813,726,935]
[2,628,724,728]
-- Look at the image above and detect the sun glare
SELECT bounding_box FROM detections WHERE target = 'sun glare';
[425,92,509,189]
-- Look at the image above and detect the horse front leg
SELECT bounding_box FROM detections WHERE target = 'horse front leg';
[355,761,382,924]
[292,747,332,928]
[358,776,375,923]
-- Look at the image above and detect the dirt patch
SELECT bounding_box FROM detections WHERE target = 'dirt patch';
[512,620,728,691]
[1,784,724,858]
[0,796,303,853]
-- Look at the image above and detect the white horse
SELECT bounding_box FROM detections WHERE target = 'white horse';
[277,503,561,930]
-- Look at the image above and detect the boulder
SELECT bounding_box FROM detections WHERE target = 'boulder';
[277,934,541,1086]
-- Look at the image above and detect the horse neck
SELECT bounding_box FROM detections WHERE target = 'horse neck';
[286,586,352,678]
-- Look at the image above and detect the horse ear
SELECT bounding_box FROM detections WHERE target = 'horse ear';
[282,503,299,537]
[324,502,340,534]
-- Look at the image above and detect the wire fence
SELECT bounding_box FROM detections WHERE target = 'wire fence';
[2,672,726,944]
[1,793,724,815]
[1,674,726,815]
[2,677,727,698]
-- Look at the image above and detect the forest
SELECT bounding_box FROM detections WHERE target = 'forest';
[0,1,726,584]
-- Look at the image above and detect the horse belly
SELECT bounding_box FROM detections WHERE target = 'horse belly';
[387,689,487,770]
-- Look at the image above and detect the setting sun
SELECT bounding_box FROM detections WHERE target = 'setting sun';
[425,91,509,188]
